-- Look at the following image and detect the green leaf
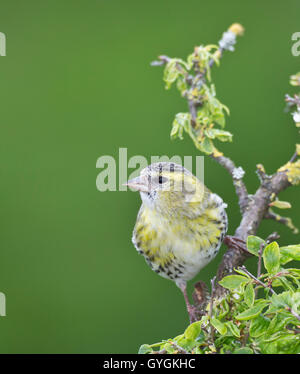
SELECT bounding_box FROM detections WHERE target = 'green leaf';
[175,336,197,352]
[219,275,249,290]
[236,304,266,321]
[214,113,225,127]
[176,76,187,95]
[270,291,299,312]
[170,112,191,140]
[211,318,227,335]
[233,347,253,354]
[261,334,300,354]
[290,72,300,86]
[278,276,296,292]
[267,314,293,336]
[218,298,230,319]
[204,128,233,142]
[269,200,291,209]
[225,321,240,338]
[263,241,280,275]
[199,136,214,154]
[280,245,300,265]
[214,129,233,142]
[162,342,176,353]
[138,344,153,354]
[234,267,251,278]
[288,268,300,278]
[244,283,255,307]
[249,315,270,337]
[163,58,183,89]
[246,235,265,256]
[275,335,300,354]
[184,321,201,341]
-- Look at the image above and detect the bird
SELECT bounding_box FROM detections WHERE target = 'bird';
[125,162,228,322]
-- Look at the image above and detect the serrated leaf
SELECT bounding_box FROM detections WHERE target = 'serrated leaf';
[225,321,240,338]
[184,321,201,341]
[235,304,266,320]
[249,315,270,337]
[263,241,280,275]
[211,318,227,335]
[219,275,249,290]
[244,282,255,307]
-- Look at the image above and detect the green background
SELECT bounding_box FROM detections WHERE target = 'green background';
[0,0,299,353]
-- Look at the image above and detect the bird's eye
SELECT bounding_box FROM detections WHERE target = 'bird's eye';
[158,176,168,184]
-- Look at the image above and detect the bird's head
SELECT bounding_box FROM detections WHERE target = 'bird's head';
[125,162,208,217]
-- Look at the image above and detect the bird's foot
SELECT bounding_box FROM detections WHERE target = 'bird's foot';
[223,235,249,255]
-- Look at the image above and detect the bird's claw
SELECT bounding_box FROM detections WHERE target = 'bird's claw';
[223,235,249,255]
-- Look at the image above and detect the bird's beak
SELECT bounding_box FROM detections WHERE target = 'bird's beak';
[123,176,150,192]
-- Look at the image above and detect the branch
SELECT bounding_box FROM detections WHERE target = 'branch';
[210,154,249,213]
[152,24,298,308]
[285,94,300,108]
[215,168,293,297]
[287,307,300,322]
[239,266,276,295]
[170,341,190,354]
[208,276,216,342]
[264,210,299,234]
[257,242,265,280]
[191,27,249,213]
[289,151,298,163]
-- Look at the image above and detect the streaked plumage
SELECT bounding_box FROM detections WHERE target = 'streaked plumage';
[126,162,228,322]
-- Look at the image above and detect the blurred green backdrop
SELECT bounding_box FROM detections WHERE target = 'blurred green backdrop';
[0,0,299,353]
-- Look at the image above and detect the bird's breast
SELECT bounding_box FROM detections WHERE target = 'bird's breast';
[132,202,227,281]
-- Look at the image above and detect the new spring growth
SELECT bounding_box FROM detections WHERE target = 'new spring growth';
[219,23,245,52]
